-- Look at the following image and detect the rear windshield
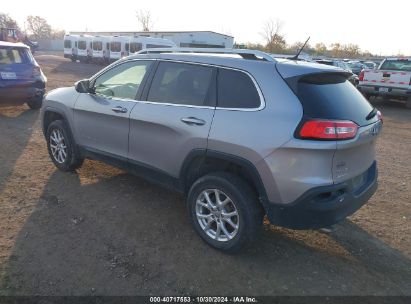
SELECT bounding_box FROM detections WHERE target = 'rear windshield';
[110,42,121,52]
[78,41,87,50]
[0,47,30,64]
[64,40,71,48]
[380,59,411,71]
[93,41,102,51]
[294,74,374,126]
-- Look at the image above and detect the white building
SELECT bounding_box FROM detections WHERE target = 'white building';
[69,31,234,49]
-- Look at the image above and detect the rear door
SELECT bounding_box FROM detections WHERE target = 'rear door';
[128,61,216,177]
[294,74,382,183]
[73,60,153,159]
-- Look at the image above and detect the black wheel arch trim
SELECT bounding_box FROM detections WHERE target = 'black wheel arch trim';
[180,149,269,204]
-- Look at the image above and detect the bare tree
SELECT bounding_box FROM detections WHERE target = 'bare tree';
[26,15,52,39]
[136,10,153,32]
[261,19,286,53]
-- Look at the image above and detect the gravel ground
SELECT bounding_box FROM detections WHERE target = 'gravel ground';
[0,53,410,296]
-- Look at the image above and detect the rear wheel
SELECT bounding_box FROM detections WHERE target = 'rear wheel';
[46,120,84,171]
[187,172,264,253]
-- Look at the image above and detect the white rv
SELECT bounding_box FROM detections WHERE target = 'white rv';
[77,35,93,63]
[128,36,176,55]
[63,34,79,61]
[92,36,111,64]
[109,36,130,62]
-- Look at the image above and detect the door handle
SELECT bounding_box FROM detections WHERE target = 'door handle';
[111,106,128,113]
[181,117,206,126]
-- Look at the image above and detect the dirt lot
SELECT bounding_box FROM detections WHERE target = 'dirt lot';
[0,53,410,296]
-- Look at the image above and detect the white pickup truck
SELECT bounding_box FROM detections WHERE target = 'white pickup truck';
[358,57,411,108]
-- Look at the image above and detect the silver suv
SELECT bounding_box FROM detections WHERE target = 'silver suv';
[41,48,382,252]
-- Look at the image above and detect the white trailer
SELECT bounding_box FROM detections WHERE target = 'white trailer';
[63,34,79,62]
[92,36,111,64]
[109,36,130,62]
[77,35,93,63]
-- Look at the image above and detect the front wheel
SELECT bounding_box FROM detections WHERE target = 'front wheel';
[187,172,264,253]
[46,120,84,171]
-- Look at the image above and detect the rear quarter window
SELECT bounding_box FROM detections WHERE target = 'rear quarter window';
[217,69,261,109]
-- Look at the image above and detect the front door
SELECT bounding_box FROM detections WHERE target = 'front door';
[73,60,153,159]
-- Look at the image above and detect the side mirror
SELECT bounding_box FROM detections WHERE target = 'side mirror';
[75,79,92,93]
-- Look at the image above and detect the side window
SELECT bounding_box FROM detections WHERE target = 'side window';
[93,60,152,100]
[217,69,261,109]
[147,62,214,106]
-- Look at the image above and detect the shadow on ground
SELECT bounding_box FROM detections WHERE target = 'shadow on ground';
[1,166,410,296]
[0,105,39,193]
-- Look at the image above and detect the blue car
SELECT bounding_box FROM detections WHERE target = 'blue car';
[0,41,46,109]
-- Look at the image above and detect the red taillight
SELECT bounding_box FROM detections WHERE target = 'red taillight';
[359,70,365,81]
[299,120,358,140]
[32,66,41,77]
[377,110,383,123]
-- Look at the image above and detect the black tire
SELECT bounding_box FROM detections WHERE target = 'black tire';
[363,93,371,101]
[27,97,42,110]
[406,97,411,109]
[46,120,84,171]
[187,172,264,253]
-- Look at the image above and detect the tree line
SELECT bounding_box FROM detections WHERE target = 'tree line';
[1,12,374,58]
[235,19,374,59]
[0,13,64,39]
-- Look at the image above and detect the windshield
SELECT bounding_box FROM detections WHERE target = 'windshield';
[347,62,363,69]
[380,59,411,71]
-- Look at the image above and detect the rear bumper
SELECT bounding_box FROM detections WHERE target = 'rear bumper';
[265,161,378,229]
[0,82,45,101]
[358,85,411,98]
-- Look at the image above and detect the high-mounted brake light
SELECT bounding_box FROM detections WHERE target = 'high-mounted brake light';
[359,70,365,81]
[299,120,358,140]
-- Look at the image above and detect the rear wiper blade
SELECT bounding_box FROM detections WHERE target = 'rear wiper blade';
[366,108,377,120]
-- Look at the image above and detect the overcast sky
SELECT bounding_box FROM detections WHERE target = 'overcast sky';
[3,0,409,55]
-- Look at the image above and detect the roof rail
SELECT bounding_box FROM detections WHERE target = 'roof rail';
[136,47,276,62]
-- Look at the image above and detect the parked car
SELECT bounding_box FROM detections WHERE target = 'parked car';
[41,48,382,252]
[0,41,46,109]
[363,61,377,69]
[315,59,359,86]
[358,57,411,108]
[347,61,366,75]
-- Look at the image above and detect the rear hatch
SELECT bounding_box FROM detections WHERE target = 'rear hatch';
[277,61,382,184]
[0,45,34,81]
[362,59,411,89]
